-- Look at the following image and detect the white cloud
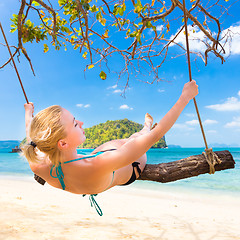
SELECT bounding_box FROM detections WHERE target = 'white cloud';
[207,130,217,134]
[225,116,240,128]
[113,89,122,94]
[172,123,186,129]
[119,104,133,110]
[156,25,164,32]
[170,25,208,52]
[221,24,240,55]
[172,123,194,131]
[185,119,199,126]
[206,97,240,111]
[203,119,218,125]
[183,119,217,127]
[158,89,165,93]
[107,84,117,89]
[185,113,196,118]
[149,24,164,34]
[76,104,90,108]
[238,90,240,97]
[174,119,217,129]
[170,23,240,55]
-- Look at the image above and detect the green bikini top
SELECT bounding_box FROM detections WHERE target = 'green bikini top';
[50,151,115,216]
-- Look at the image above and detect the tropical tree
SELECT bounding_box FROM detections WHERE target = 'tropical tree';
[1,0,238,88]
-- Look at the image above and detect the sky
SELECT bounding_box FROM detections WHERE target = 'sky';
[0,0,240,147]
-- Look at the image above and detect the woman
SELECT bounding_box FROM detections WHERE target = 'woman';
[23,80,198,214]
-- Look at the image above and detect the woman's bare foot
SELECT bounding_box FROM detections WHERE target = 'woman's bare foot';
[144,113,154,129]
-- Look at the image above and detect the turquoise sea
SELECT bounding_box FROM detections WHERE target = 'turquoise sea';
[0,147,239,196]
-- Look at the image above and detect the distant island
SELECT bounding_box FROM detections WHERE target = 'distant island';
[0,140,21,149]
[209,143,240,148]
[0,140,22,153]
[167,145,182,148]
[80,118,167,149]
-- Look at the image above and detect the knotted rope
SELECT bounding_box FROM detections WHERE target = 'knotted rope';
[202,148,222,174]
[182,0,221,174]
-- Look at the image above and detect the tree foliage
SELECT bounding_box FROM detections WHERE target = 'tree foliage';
[80,118,167,148]
[1,0,238,85]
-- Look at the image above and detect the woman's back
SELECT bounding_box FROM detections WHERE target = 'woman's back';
[29,153,116,194]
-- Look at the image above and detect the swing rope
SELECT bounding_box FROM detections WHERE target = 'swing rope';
[0,22,29,104]
[182,0,221,173]
[0,22,45,184]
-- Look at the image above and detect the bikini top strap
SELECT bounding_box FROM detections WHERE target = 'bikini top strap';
[83,194,103,216]
[64,151,103,164]
[50,149,116,215]
[50,163,66,190]
[50,151,104,190]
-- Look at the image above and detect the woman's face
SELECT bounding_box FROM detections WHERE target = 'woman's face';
[60,108,86,148]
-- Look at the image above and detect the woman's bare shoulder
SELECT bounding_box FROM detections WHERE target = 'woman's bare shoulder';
[28,150,51,174]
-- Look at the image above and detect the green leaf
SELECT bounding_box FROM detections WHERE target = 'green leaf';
[90,5,99,13]
[99,71,107,80]
[136,33,142,45]
[113,4,119,15]
[58,0,67,6]
[129,32,137,37]
[100,18,106,26]
[96,12,102,20]
[133,23,139,28]
[43,44,49,53]
[134,0,143,13]
[146,21,152,28]
[82,3,90,11]
[118,7,124,16]
[142,6,147,13]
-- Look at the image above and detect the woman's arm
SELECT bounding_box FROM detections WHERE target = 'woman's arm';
[24,102,34,143]
[95,80,199,173]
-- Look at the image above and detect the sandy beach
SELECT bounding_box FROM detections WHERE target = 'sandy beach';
[0,177,239,240]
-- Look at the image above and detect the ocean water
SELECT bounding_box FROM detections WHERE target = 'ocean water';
[0,147,239,196]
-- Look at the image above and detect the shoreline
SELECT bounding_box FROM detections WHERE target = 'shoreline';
[0,177,239,239]
[1,172,240,198]
[1,173,240,198]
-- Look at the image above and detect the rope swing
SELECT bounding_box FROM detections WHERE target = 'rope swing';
[0,21,46,183]
[182,0,221,174]
[0,22,29,104]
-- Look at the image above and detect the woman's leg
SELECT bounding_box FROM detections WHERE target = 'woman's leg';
[127,113,154,141]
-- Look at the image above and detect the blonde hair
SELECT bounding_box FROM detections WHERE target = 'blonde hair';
[22,105,67,166]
